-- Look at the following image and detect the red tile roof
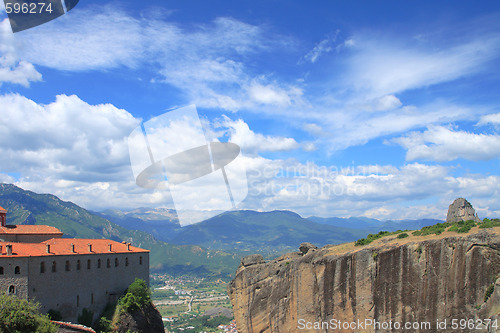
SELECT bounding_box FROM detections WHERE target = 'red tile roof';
[0,206,6,213]
[0,238,148,257]
[52,321,96,333]
[0,225,63,235]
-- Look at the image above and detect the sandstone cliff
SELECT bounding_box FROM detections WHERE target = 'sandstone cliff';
[228,228,500,332]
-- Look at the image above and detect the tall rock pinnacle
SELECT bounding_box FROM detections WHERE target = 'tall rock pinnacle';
[446,198,481,223]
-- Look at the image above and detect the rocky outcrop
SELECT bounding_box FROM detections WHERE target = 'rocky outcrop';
[228,228,500,333]
[113,302,163,333]
[447,198,481,223]
[299,242,317,255]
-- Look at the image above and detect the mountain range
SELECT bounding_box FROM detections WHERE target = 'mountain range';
[0,184,239,278]
[0,183,444,276]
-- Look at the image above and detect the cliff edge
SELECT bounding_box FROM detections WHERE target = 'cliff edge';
[228,227,500,332]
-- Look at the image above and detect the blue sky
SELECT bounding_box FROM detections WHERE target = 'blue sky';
[1,0,500,220]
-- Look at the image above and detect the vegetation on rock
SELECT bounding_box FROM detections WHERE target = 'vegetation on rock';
[0,294,58,333]
[355,218,500,246]
[118,278,152,312]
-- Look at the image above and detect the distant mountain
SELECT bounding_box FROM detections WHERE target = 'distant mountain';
[95,208,182,243]
[99,209,442,257]
[168,210,368,256]
[307,216,382,229]
[0,184,239,278]
[308,216,442,232]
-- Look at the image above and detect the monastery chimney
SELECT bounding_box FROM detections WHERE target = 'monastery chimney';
[88,243,92,252]
[0,206,7,227]
[6,244,12,256]
[46,244,50,253]
[127,243,131,251]
[71,243,76,253]
[108,243,112,252]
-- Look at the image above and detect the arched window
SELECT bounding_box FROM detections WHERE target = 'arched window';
[91,293,94,305]
[77,260,81,270]
[125,258,129,267]
[8,285,15,294]
[14,266,20,274]
[52,261,57,272]
[87,259,91,270]
[97,259,101,268]
[139,256,143,265]
[106,259,110,268]
[65,261,70,271]
[40,262,45,273]
[76,295,79,307]
[0,266,3,275]
[114,258,118,267]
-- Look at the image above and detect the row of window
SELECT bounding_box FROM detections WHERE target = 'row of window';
[0,256,144,275]
[40,256,142,273]
[0,266,21,275]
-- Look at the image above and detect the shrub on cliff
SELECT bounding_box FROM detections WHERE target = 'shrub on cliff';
[480,218,500,229]
[0,294,58,333]
[119,278,151,312]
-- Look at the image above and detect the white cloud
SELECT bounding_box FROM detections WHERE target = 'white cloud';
[0,173,15,184]
[247,81,303,106]
[392,126,500,162]
[302,142,317,152]
[242,158,500,218]
[0,93,139,181]
[220,117,299,154]
[3,95,499,218]
[343,33,500,98]
[2,7,297,111]
[303,123,323,136]
[302,31,339,63]
[375,95,402,111]
[0,19,42,86]
[16,7,144,71]
[477,112,500,126]
[311,102,476,151]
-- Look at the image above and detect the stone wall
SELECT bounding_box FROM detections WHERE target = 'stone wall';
[1,251,149,323]
[0,256,29,299]
[28,252,149,322]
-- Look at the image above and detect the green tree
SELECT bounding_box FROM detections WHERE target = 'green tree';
[119,278,151,312]
[126,278,151,306]
[0,294,58,333]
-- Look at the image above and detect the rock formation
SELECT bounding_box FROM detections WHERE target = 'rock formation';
[228,228,500,333]
[447,197,481,223]
[113,302,164,333]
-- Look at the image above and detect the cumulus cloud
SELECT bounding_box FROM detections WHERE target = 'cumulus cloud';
[220,117,299,154]
[243,159,500,219]
[0,93,139,181]
[392,126,500,162]
[3,95,499,218]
